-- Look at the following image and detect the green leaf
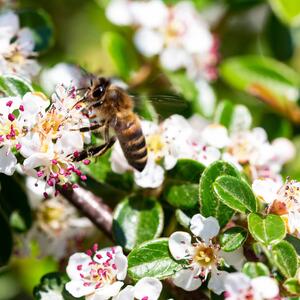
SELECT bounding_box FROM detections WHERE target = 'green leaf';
[167,159,205,184]
[165,184,199,210]
[286,234,300,255]
[175,209,191,229]
[220,226,248,252]
[0,209,13,266]
[0,75,33,97]
[165,159,205,210]
[248,213,286,245]
[269,0,300,27]
[213,175,257,213]
[220,56,300,123]
[33,272,79,300]
[200,161,240,227]
[242,262,270,278]
[19,9,54,52]
[127,238,183,281]
[113,196,164,251]
[284,278,300,295]
[102,31,138,80]
[271,241,298,278]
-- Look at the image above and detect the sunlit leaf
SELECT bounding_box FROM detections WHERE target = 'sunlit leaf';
[220,226,248,252]
[242,262,270,278]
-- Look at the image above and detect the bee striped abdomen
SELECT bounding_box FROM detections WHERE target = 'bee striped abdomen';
[114,114,147,172]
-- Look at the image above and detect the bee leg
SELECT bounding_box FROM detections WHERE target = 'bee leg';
[71,120,106,132]
[70,136,116,162]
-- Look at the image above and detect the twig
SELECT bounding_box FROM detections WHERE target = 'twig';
[57,185,113,238]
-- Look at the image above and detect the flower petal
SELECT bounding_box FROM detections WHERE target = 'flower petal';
[252,178,280,204]
[113,285,134,300]
[134,28,164,57]
[0,146,17,175]
[251,276,279,299]
[224,272,250,295]
[220,247,245,271]
[190,214,220,243]
[94,281,124,300]
[105,0,133,26]
[134,277,162,300]
[65,280,95,298]
[201,124,229,148]
[172,267,202,291]
[169,231,193,260]
[207,269,228,295]
[66,252,92,280]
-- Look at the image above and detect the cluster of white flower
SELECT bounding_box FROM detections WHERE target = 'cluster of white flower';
[0,84,91,194]
[106,0,218,81]
[65,244,162,300]
[63,214,280,299]
[111,114,295,188]
[0,10,40,79]
[253,177,300,238]
[169,213,245,294]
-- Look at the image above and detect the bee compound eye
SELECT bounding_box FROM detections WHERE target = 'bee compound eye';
[92,86,105,98]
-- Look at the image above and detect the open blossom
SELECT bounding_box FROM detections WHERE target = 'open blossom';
[223,128,295,182]
[113,277,162,300]
[252,178,300,237]
[66,245,127,300]
[0,10,40,79]
[106,0,217,81]
[0,92,49,175]
[224,273,279,300]
[168,214,245,294]
[110,115,221,188]
[19,84,90,190]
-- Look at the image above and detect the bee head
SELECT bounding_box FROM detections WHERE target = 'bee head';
[92,77,110,99]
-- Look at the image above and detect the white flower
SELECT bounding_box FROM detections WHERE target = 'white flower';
[252,178,300,237]
[25,196,93,260]
[40,63,88,94]
[0,10,40,79]
[114,277,162,300]
[224,127,295,181]
[39,290,64,300]
[224,273,279,300]
[106,0,217,81]
[201,124,229,149]
[110,114,221,188]
[66,245,127,300]
[168,214,245,294]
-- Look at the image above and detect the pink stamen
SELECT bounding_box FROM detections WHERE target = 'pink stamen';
[8,113,15,122]
[77,264,82,271]
[96,254,102,260]
[15,143,21,150]
[80,175,87,181]
[142,297,149,300]
[52,159,58,165]
[83,159,91,165]
[6,100,13,107]
[73,151,79,158]
[19,105,24,112]
[37,170,44,177]
[86,249,93,256]
[92,244,98,252]
[43,192,48,199]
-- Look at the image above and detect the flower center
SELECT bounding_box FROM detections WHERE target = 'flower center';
[193,243,217,267]
[147,134,165,157]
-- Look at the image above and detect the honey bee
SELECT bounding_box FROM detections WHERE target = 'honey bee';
[72,77,147,172]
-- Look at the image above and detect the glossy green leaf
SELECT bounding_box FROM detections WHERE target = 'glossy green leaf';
[271,241,298,278]
[167,159,205,184]
[220,56,300,123]
[19,9,54,52]
[284,278,300,295]
[200,161,240,227]
[0,75,33,97]
[165,159,204,210]
[242,262,270,278]
[213,175,257,213]
[286,234,300,255]
[102,31,138,80]
[113,196,164,251]
[127,238,183,281]
[248,213,286,245]
[33,272,79,300]
[269,0,300,27]
[0,209,13,266]
[220,226,248,252]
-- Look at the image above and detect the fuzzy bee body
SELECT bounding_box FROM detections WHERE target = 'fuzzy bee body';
[75,77,147,172]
